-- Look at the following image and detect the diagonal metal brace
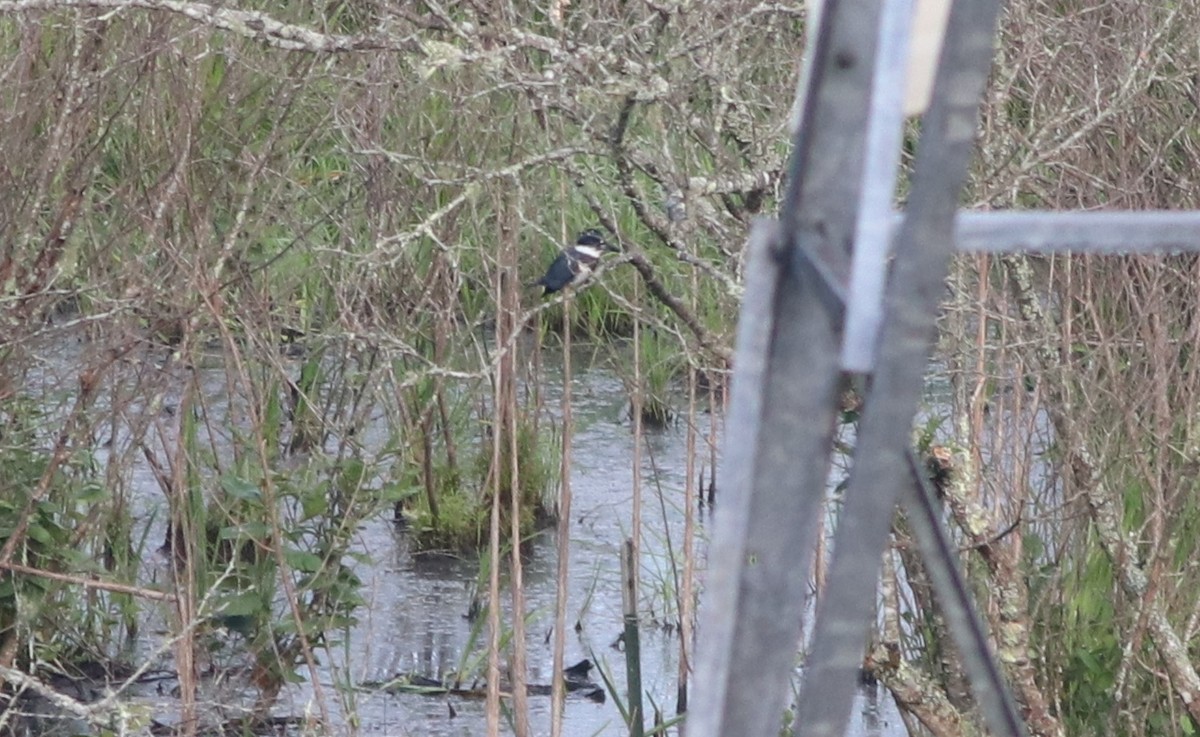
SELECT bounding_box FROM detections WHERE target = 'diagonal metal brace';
[689,0,888,730]
[793,1,1023,737]
[792,225,850,322]
[902,448,1029,737]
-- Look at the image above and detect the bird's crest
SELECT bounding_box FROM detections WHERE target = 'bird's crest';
[576,229,619,253]
[576,229,605,247]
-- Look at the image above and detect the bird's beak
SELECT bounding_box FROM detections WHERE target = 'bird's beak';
[604,241,621,253]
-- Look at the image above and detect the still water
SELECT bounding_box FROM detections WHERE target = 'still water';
[23,332,899,737]
[267,345,900,736]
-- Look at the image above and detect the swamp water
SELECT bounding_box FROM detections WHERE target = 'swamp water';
[16,336,899,737]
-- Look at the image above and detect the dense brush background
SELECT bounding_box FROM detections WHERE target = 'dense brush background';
[1,0,1199,735]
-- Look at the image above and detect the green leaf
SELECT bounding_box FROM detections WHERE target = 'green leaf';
[75,482,109,504]
[337,458,366,496]
[219,521,271,540]
[381,483,420,504]
[300,488,328,520]
[217,590,264,617]
[284,548,323,572]
[26,522,55,545]
[221,476,262,501]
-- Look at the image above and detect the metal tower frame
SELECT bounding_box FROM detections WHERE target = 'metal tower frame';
[689,0,1200,735]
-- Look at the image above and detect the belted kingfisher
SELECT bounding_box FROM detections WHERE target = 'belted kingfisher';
[531,229,619,295]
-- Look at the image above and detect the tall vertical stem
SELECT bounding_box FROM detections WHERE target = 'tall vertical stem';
[551,295,573,737]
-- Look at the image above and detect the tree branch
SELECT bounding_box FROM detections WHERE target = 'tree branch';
[0,0,407,52]
[1005,253,1200,727]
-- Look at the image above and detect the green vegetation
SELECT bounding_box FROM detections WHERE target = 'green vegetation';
[3,0,1200,734]
[398,412,557,552]
[0,1,762,720]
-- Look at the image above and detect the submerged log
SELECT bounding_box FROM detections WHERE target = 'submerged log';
[363,659,605,703]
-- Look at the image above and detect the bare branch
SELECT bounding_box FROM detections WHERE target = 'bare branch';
[0,0,408,52]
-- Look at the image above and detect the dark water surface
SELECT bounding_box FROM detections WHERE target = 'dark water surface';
[25,333,899,736]
[272,346,899,736]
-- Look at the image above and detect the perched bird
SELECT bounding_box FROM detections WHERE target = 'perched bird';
[531,229,619,295]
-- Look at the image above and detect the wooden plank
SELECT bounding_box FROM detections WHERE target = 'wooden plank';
[792,2,1005,737]
[688,0,885,733]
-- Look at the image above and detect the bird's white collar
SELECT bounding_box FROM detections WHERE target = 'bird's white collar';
[573,245,602,259]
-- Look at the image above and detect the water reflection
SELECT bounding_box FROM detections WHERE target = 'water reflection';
[19,329,899,737]
[322,345,898,736]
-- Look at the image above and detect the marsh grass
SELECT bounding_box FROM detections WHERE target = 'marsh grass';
[3,0,781,729]
[636,330,684,428]
[6,0,1198,732]
[0,409,89,663]
[395,405,556,553]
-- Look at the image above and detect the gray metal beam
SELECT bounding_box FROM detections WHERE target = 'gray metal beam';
[688,0,885,732]
[692,0,1200,732]
[953,210,1200,253]
[900,447,1029,737]
[793,3,1008,737]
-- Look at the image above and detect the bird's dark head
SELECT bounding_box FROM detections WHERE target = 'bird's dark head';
[576,229,619,253]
